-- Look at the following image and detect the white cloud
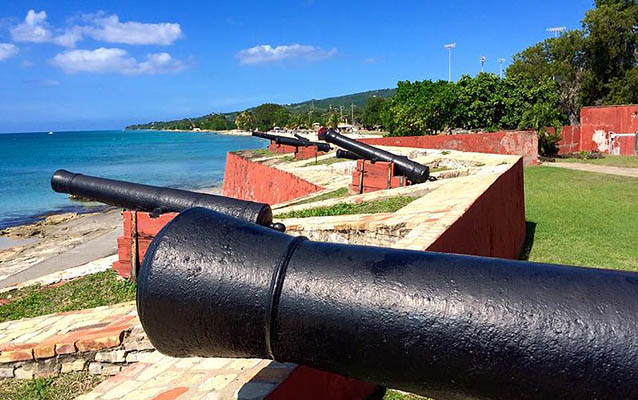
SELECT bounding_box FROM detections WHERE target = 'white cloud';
[11,10,51,43]
[10,10,182,48]
[237,44,337,65]
[51,48,186,75]
[83,13,182,45]
[0,43,19,61]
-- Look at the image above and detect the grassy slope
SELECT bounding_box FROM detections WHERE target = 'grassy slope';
[558,155,638,168]
[0,270,136,323]
[523,166,638,271]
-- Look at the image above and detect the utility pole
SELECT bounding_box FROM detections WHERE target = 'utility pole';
[480,56,486,73]
[444,43,456,83]
[351,104,355,125]
[546,26,566,38]
[498,58,505,79]
[340,105,343,121]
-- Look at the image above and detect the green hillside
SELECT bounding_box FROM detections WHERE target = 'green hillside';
[125,88,395,130]
[284,88,395,113]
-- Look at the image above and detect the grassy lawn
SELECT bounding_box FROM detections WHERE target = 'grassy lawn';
[523,166,638,271]
[276,196,417,219]
[0,372,106,400]
[558,155,638,168]
[0,270,136,323]
[302,157,346,167]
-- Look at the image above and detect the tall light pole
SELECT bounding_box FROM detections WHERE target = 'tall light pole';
[498,58,505,78]
[546,26,566,38]
[480,56,486,73]
[444,43,456,83]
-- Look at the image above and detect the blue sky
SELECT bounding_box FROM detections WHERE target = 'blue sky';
[0,0,593,133]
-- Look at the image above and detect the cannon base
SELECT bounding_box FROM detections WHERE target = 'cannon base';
[349,160,410,194]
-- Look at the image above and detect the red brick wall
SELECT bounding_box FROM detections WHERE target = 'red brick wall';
[360,131,538,165]
[556,125,581,154]
[222,152,323,204]
[580,105,638,154]
[426,158,526,259]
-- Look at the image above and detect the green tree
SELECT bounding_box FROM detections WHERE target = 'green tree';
[362,97,387,128]
[235,111,256,131]
[252,103,290,131]
[453,73,506,130]
[606,68,638,104]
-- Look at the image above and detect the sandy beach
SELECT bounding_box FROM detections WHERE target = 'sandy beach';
[0,185,222,287]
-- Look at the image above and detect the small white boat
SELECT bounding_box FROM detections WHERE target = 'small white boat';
[48,131,53,135]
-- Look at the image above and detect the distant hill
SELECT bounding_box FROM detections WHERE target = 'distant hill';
[125,88,395,130]
[283,88,395,114]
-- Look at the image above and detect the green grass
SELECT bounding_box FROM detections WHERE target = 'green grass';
[0,270,136,323]
[383,390,431,400]
[302,157,346,167]
[0,372,106,400]
[291,188,349,206]
[250,148,277,157]
[558,155,638,168]
[522,166,638,271]
[276,196,417,219]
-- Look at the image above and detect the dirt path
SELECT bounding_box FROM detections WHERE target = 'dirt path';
[544,162,638,178]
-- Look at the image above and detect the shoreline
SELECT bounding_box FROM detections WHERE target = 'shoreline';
[126,128,253,136]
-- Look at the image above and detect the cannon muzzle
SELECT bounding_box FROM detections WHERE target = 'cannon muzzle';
[137,207,638,400]
[319,128,430,183]
[51,169,283,231]
[252,131,331,152]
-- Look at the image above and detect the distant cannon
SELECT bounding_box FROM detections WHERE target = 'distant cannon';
[138,207,638,400]
[252,131,331,153]
[51,169,283,231]
[336,148,365,160]
[318,128,430,183]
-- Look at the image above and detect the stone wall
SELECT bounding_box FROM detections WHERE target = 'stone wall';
[222,152,323,204]
[359,131,539,165]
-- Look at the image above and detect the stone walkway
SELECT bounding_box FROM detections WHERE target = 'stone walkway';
[545,162,638,178]
[0,303,377,399]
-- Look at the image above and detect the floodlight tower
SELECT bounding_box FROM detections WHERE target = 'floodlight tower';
[498,58,505,78]
[444,43,456,83]
[480,56,486,73]
[546,26,566,38]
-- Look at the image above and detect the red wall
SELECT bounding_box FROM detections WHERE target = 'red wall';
[222,152,323,204]
[426,158,526,259]
[580,105,638,154]
[556,125,581,155]
[360,131,538,165]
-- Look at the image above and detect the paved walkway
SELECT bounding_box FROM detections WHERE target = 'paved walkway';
[545,162,638,178]
[0,303,299,399]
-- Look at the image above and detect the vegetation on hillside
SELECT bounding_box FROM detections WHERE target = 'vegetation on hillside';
[126,112,235,131]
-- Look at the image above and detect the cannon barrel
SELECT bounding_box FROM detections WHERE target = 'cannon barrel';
[318,128,430,183]
[137,207,638,400]
[336,148,365,160]
[50,169,282,230]
[252,131,331,152]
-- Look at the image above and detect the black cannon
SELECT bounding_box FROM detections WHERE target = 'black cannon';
[51,169,283,231]
[318,128,430,183]
[336,148,365,160]
[137,207,638,400]
[252,131,331,153]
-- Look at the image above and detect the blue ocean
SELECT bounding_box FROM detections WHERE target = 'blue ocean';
[0,130,266,229]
